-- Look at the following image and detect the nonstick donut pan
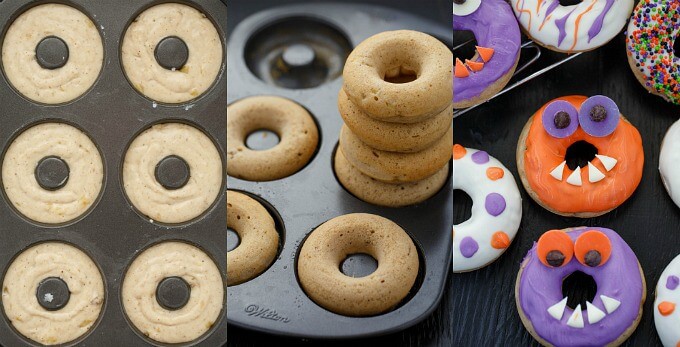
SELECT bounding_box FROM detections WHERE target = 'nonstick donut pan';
[0,0,226,345]
[226,2,453,339]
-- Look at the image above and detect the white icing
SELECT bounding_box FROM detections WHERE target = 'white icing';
[511,0,634,52]
[453,147,522,272]
[654,254,680,347]
[567,304,584,328]
[601,295,621,314]
[548,297,569,320]
[550,161,566,181]
[453,0,481,16]
[588,162,606,183]
[566,166,582,186]
[659,120,680,209]
[596,154,618,172]
[586,301,606,324]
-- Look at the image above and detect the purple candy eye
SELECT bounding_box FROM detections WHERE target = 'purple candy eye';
[578,96,620,137]
[542,100,579,138]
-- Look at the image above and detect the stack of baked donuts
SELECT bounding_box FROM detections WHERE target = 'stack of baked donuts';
[335,30,453,207]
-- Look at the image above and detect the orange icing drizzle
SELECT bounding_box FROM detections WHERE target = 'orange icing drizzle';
[515,0,532,31]
[539,14,552,31]
[523,96,644,214]
[486,167,504,180]
[569,0,597,51]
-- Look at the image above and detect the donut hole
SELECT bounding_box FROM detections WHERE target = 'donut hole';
[559,0,583,5]
[674,37,680,58]
[227,227,240,252]
[562,271,597,310]
[340,253,378,278]
[454,189,473,225]
[453,30,477,64]
[565,140,598,170]
[383,66,418,84]
[245,129,280,151]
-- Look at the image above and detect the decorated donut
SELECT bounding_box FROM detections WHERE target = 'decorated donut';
[660,120,680,209]
[453,145,521,272]
[453,0,521,109]
[626,1,680,104]
[654,254,680,347]
[517,95,643,217]
[516,227,645,346]
[512,0,633,53]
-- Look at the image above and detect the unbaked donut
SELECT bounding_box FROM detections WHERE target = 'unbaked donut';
[297,213,419,316]
[227,190,279,286]
[516,227,645,346]
[342,30,452,123]
[660,119,680,209]
[517,95,643,217]
[511,0,634,53]
[453,145,521,272]
[654,254,680,347]
[227,96,319,181]
[453,0,521,109]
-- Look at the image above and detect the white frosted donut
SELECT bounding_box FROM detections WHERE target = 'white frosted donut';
[660,120,680,209]
[510,0,633,53]
[453,145,521,272]
[654,254,680,347]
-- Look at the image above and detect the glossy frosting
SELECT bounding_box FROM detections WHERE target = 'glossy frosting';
[518,227,644,346]
[453,0,521,103]
[654,254,680,347]
[512,0,634,52]
[523,96,644,214]
[660,119,680,209]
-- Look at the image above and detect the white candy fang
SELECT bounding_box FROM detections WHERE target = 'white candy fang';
[588,162,606,183]
[601,295,621,314]
[547,297,569,320]
[567,304,585,328]
[586,301,606,324]
[596,155,617,172]
[550,161,567,181]
[566,167,582,186]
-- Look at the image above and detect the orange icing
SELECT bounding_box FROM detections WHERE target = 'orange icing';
[491,231,511,249]
[455,58,469,78]
[574,230,611,266]
[453,144,466,160]
[536,230,574,267]
[476,46,495,63]
[658,301,676,316]
[466,59,484,72]
[523,96,644,214]
[569,1,597,51]
[486,167,504,180]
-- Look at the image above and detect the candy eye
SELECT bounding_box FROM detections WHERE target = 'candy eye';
[453,0,481,16]
[537,230,574,268]
[578,96,620,137]
[541,100,579,138]
[574,230,612,267]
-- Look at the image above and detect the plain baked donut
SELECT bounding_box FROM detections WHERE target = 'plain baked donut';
[297,213,419,316]
[227,96,319,181]
[342,30,452,123]
[227,190,279,286]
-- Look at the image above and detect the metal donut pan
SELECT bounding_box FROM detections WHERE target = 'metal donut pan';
[0,0,226,346]
[226,2,453,339]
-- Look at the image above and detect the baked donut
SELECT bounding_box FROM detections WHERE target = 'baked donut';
[626,1,680,104]
[453,145,521,272]
[660,119,680,209]
[654,254,680,347]
[517,95,643,217]
[511,0,633,53]
[227,96,319,181]
[2,242,104,345]
[121,3,223,104]
[342,30,452,123]
[297,213,419,316]
[227,190,279,286]
[1,4,103,104]
[516,227,645,346]
[453,0,521,109]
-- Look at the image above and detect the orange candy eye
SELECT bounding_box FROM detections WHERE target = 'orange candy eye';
[574,230,612,267]
[537,230,574,267]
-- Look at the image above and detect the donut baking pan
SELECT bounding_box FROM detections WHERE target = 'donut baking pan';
[0,0,226,345]
[226,2,452,339]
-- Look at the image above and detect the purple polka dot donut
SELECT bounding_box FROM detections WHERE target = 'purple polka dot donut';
[453,145,522,272]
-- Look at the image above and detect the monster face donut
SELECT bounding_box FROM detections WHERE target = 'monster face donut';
[453,145,521,272]
[654,254,680,347]
[453,0,521,109]
[660,120,680,209]
[512,0,633,53]
[626,1,680,104]
[516,228,645,347]
[517,96,644,217]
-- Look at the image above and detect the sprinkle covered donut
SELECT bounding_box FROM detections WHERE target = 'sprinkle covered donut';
[512,0,633,53]
[654,254,680,347]
[516,227,645,347]
[453,145,521,272]
[453,0,521,109]
[626,0,680,104]
[660,119,680,209]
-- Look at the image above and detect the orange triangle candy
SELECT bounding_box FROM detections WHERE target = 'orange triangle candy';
[465,59,484,72]
[476,46,495,62]
[455,58,469,78]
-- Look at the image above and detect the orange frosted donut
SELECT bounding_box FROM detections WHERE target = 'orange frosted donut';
[517,95,643,217]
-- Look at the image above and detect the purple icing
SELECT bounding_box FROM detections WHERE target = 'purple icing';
[471,151,490,164]
[460,237,479,258]
[555,8,577,47]
[518,227,643,346]
[453,0,521,103]
[588,0,616,43]
[545,0,560,18]
[485,193,506,216]
[666,275,679,290]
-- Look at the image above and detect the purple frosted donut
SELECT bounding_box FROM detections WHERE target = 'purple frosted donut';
[453,0,521,109]
[516,227,645,346]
